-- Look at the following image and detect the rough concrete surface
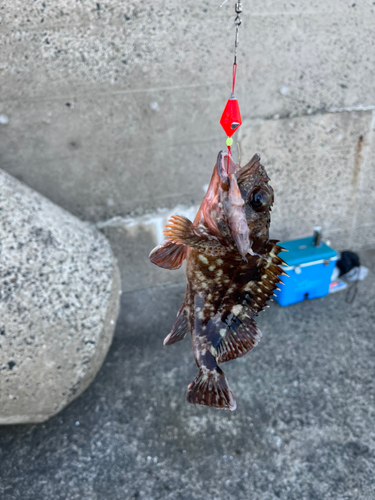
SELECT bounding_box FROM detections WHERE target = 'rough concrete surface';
[240,110,375,251]
[1,0,375,234]
[100,109,375,294]
[0,169,121,424]
[97,205,200,293]
[0,249,374,499]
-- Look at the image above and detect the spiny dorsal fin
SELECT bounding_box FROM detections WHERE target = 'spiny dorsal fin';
[216,241,287,364]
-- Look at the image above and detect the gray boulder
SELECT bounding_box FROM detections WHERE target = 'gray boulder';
[0,169,121,424]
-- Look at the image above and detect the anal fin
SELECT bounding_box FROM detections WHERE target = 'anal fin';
[164,309,189,345]
[186,366,236,411]
[149,240,187,270]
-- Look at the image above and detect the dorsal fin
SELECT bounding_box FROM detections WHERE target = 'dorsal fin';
[216,306,262,364]
[215,241,287,364]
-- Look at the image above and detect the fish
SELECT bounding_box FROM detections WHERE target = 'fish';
[149,151,286,411]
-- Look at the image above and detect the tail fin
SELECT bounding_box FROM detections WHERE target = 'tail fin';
[186,366,236,411]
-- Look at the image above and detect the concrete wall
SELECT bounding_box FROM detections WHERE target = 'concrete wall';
[1,1,375,292]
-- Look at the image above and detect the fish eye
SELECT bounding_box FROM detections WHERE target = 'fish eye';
[250,187,271,212]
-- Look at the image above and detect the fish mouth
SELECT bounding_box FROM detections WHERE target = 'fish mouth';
[234,232,251,261]
[217,150,240,183]
[217,151,267,259]
[217,151,263,185]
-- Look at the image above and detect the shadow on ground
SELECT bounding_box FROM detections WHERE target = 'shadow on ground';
[1,250,375,500]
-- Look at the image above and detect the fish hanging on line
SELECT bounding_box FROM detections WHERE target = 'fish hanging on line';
[149,151,287,411]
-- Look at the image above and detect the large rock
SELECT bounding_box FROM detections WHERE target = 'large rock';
[0,169,121,424]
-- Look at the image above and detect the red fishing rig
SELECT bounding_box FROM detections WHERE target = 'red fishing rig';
[220,1,243,173]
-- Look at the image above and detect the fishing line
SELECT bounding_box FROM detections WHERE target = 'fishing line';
[220,1,243,173]
[236,141,241,167]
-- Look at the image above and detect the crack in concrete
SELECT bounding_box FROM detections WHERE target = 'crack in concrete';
[349,110,375,247]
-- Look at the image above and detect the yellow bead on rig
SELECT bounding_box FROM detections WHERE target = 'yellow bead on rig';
[226,137,233,147]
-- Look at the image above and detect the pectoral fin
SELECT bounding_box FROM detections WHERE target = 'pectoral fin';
[149,240,187,270]
[163,215,227,256]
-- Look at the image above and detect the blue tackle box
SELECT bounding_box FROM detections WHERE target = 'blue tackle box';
[274,236,338,307]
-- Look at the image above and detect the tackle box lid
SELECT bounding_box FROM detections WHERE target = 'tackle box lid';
[279,236,338,269]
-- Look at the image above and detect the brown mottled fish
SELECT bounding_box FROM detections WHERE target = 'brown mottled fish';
[149,151,286,411]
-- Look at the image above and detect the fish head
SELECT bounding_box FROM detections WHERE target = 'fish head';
[216,151,274,257]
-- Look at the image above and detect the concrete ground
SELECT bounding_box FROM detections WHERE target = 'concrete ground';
[0,249,374,500]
